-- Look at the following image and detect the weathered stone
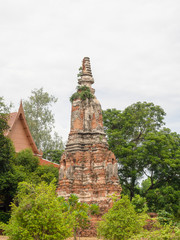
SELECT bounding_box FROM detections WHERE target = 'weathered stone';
[57,57,122,217]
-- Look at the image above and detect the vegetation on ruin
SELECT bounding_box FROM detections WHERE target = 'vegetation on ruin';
[77,66,83,81]
[70,85,94,102]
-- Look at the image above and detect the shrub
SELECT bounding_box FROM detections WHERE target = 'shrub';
[131,194,148,213]
[0,181,73,240]
[97,195,145,240]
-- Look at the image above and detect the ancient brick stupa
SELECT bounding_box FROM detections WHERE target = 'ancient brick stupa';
[57,57,121,212]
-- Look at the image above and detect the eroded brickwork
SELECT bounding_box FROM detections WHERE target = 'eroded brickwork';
[57,57,121,213]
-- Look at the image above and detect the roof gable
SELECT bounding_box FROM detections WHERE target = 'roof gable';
[5,101,40,155]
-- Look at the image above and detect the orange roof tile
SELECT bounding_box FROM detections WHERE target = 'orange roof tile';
[39,158,59,168]
[7,112,17,129]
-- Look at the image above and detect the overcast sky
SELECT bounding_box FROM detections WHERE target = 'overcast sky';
[1,0,180,142]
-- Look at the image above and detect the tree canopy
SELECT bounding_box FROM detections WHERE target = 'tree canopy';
[103,101,180,217]
[103,101,166,199]
[23,88,64,155]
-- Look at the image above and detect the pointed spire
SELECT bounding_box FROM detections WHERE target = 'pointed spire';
[78,57,94,86]
[82,57,92,77]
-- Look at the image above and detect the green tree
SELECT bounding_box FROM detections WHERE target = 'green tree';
[131,194,148,213]
[0,137,16,211]
[1,148,59,212]
[32,164,59,185]
[139,128,180,216]
[141,128,180,192]
[43,149,64,164]
[97,195,145,240]
[15,149,39,172]
[0,97,11,132]
[145,186,180,217]
[1,181,73,240]
[103,102,166,199]
[0,97,16,211]
[140,178,151,195]
[23,88,64,153]
[14,149,59,185]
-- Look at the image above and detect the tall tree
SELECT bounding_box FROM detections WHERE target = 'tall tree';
[140,128,180,215]
[142,128,180,191]
[23,88,64,154]
[103,102,166,199]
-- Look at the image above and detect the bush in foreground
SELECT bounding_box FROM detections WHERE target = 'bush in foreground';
[0,181,73,240]
[97,195,146,240]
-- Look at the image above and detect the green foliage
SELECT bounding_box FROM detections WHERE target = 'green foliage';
[97,195,145,240]
[32,165,59,185]
[0,147,59,212]
[43,149,64,164]
[89,204,100,215]
[70,92,80,102]
[131,194,148,213]
[0,211,11,224]
[0,97,12,132]
[0,135,16,211]
[67,194,90,240]
[1,181,73,240]
[23,88,64,152]
[140,177,151,195]
[142,129,180,187]
[77,66,83,80]
[137,128,180,217]
[145,181,180,217]
[70,85,94,102]
[158,210,174,225]
[103,102,166,199]
[13,149,59,185]
[15,149,39,172]
[129,223,180,240]
[103,102,180,219]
